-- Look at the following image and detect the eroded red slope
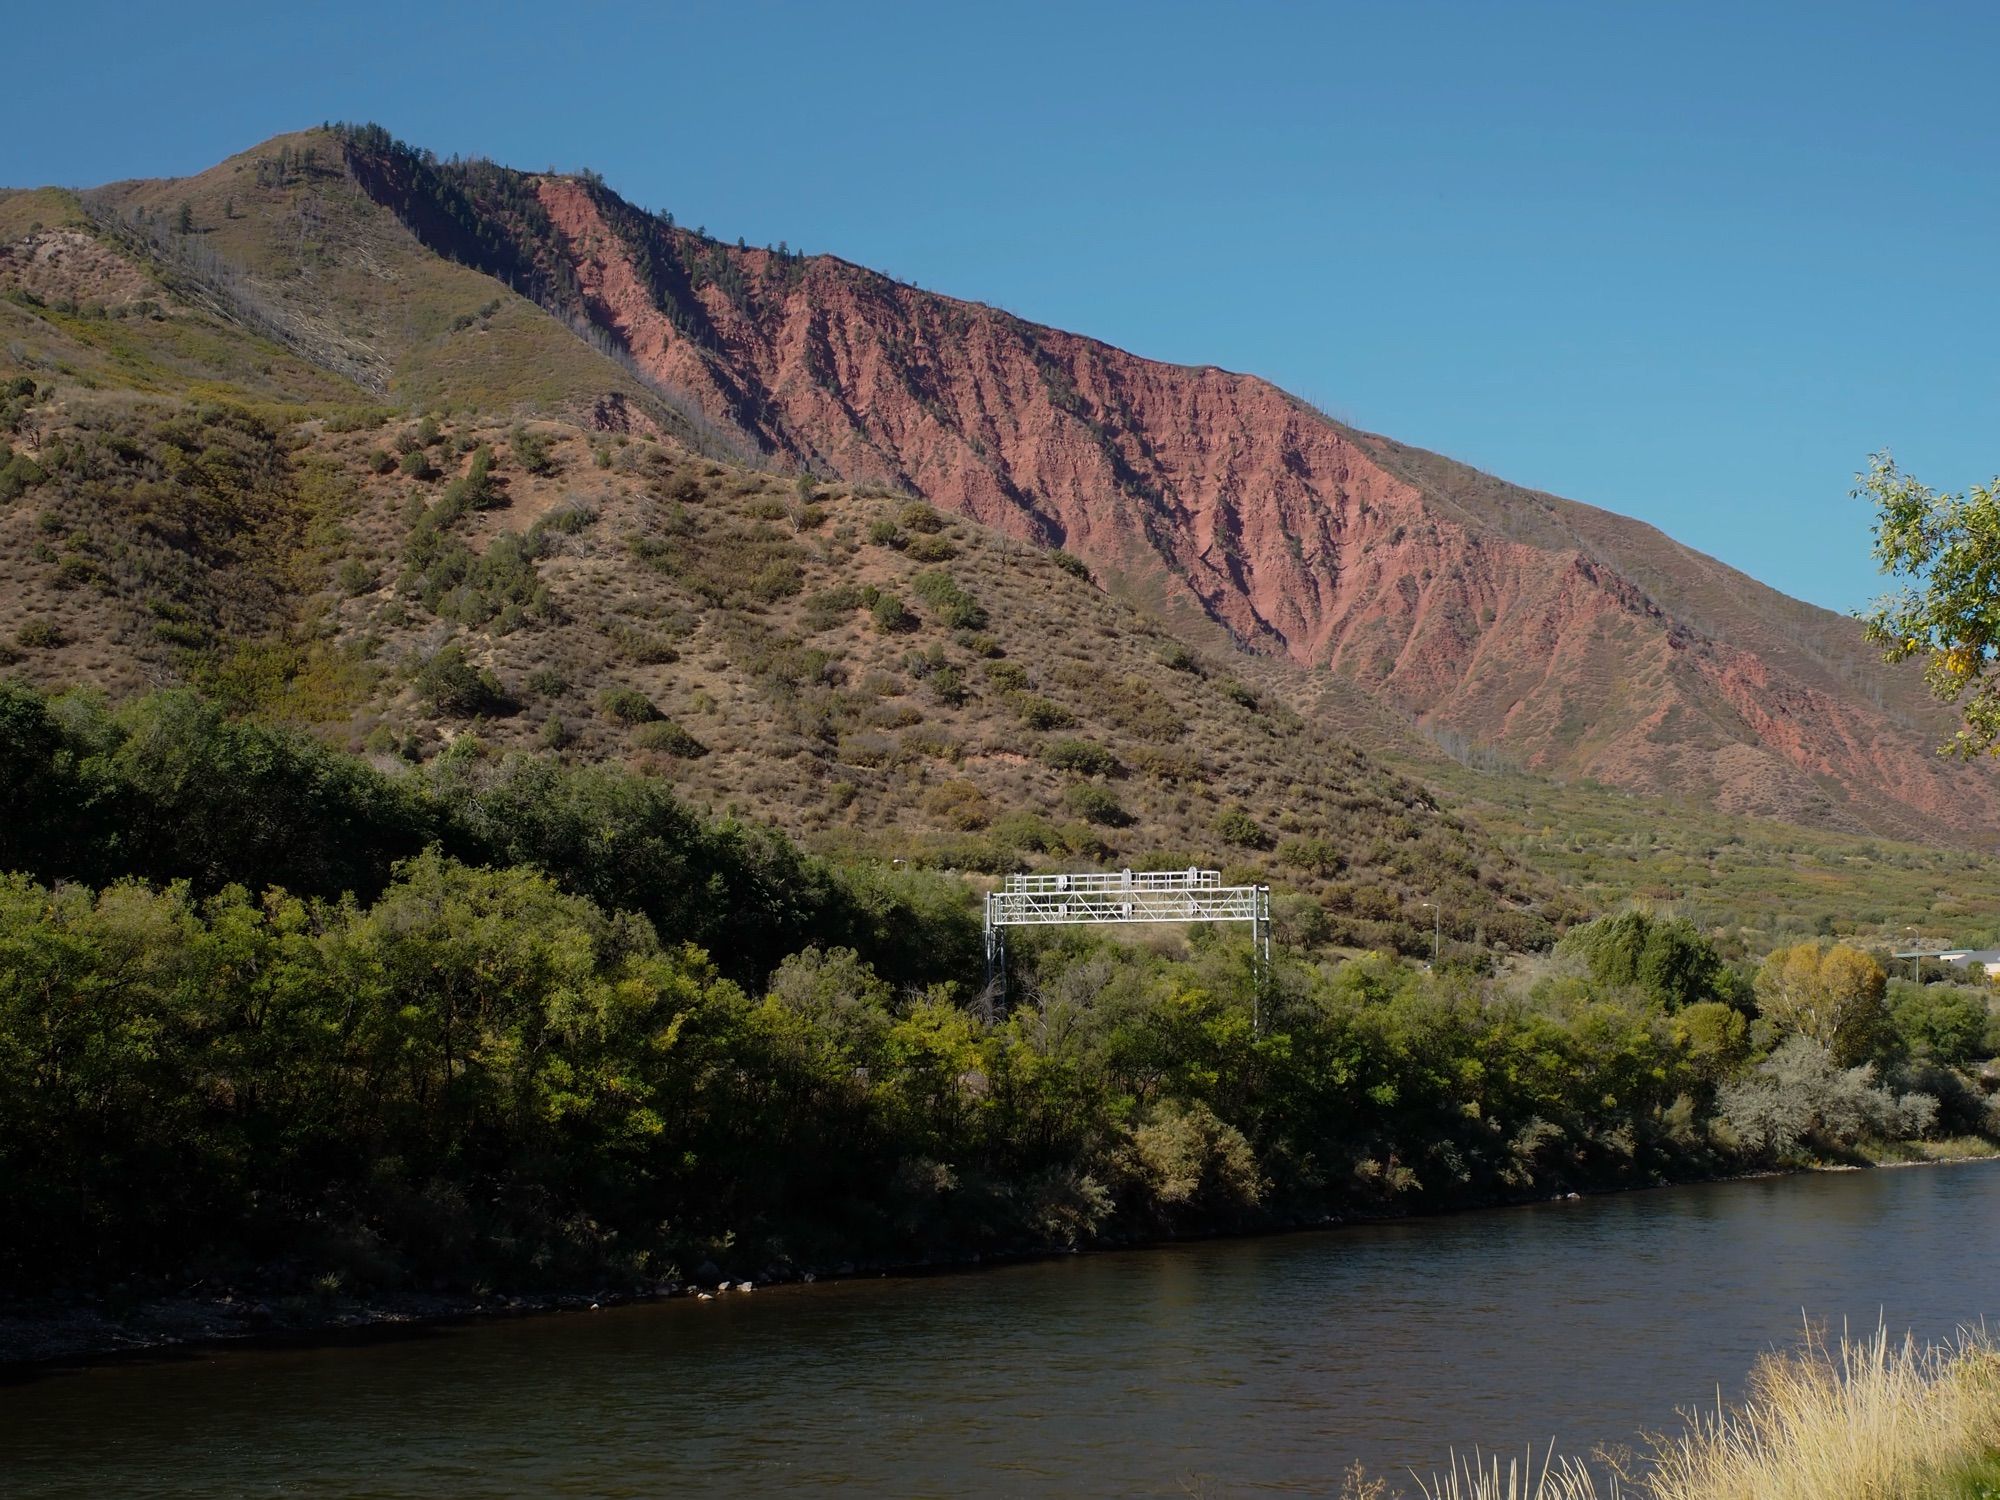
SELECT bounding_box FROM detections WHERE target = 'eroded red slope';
[530,175,1995,840]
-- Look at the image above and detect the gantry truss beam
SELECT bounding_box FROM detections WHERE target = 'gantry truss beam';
[984,868,1273,1018]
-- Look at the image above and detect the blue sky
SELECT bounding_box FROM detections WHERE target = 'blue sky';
[4,1,1994,614]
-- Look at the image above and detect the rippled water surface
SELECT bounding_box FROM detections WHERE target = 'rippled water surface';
[6,1161,2000,1497]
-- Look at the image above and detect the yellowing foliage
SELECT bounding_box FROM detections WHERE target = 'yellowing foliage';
[1753,942,1888,1065]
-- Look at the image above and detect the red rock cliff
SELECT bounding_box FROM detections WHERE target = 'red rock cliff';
[516,173,1997,841]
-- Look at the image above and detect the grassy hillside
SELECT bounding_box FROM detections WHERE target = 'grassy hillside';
[1412,754,2000,954]
[0,393,1560,953]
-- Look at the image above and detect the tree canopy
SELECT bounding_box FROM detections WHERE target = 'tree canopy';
[1554,909,1728,1011]
[1857,451,2000,755]
[1754,941,1889,1066]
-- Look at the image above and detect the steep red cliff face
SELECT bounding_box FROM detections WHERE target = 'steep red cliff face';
[509,175,1997,840]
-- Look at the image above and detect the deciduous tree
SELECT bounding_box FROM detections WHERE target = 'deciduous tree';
[1857,451,2000,754]
[1754,942,1889,1065]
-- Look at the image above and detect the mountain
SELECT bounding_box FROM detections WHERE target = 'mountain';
[0,130,1578,956]
[305,129,1989,846]
[0,123,1993,955]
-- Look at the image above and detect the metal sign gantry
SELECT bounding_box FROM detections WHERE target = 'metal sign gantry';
[983,867,1273,1016]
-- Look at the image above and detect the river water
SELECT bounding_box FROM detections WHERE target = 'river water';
[5,1161,1999,1497]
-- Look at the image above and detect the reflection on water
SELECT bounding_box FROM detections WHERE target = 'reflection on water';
[5,1161,1999,1497]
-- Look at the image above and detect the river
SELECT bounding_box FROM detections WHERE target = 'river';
[5,1160,1999,1497]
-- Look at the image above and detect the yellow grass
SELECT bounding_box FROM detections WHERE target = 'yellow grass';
[1392,1324,2000,1500]
[1646,1323,2000,1500]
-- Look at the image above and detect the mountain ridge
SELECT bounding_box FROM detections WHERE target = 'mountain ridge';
[4,123,1994,855]
[320,137,1987,842]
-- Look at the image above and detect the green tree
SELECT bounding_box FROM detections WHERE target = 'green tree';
[1557,909,1722,1011]
[1886,979,1992,1067]
[418,644,508,716]
[1672,1000,1751,1084]
[1857,451,2000,754]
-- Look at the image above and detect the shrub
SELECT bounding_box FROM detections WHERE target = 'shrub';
[1127,1100,1264,1219]
[399,448,436,480]
[802,583,865,632]
[1051,549,1093,582]
[526,667,569,698]
[1063,783,1129,827]
[927,664,969,706]
[511,424,556,476]
[746,559,803,602]
[1718,1036,1935,1156]
[923,779,991,831]
[1276,835,1343,876]
[1014,694,1073,730]
[911,570,986,629]
[1215,808,1267,848]
[17,619,65,649]
[870,593,914,633]
[610,625,679,665]
[336,558,376,596]
[539,502,596,535]
[1044,738,1120,777]
[597,687,660,724]
[367,449,397,475]
[901,725,955,760]
[416,645,508,717]
[837,731,896,767]
[904,533,958,562]
[866,519,902,548]
[151,616,208,650]
[989,810,1067,853]
[632,720,708,758]
[899,501,946,533]
[1130,746,1203,783]
[0,450,46,502]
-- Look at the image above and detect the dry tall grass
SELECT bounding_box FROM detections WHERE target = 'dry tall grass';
[1405,1445,1606,1499]
[1646,1323,2000,1500]
[1391,1324,2000,1500]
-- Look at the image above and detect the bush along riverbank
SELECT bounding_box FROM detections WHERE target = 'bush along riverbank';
[5,684,2000,1363]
